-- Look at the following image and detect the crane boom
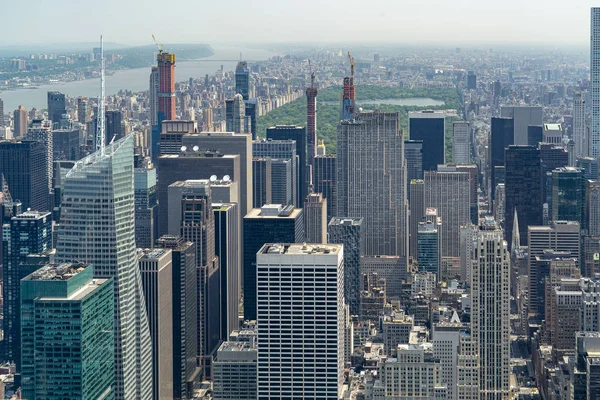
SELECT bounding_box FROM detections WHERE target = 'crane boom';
[347,51,354,77]
[152,34,163,54]
[308,59,315,89]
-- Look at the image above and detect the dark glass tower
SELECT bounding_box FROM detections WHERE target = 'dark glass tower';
[505,146,543,248]
[404,140,424,197]
[253,139,297,206]
[528,125,543,147]
[47,91,66,126]
[235,61,249,101]
[490,117,514,201]
[314,154,336,223]
[408,111,445,171]
[552,167,586,225]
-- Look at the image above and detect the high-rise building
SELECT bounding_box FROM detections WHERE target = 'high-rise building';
[505,146,543,248]
[424,171,470,258]
[452,121,470,164]
[267,125,308,206]
[500,105,543,145]
[328,217,364,315]
[578,156,599,180]
[138,249,174,400]
[105,110,123,143]
[167,180,221,373]
[213,333,257,400]
[586,180,600,236]
[213,203,241,339]
[226,94,246,133]
[543,123,564,144]
[56,136,153,399]
[52,127,80,161]
[467,71,477,90]
[20,263,114,400]
[13,105,28,138]
[438,163,479,224]
[235,61,249,101]
[243,204,305,320]
[2,210,52,366]
[337,112,408,258]
[157,151,240,237]
[528,125,543,147]
[155,235,199,399]
[540,143,569,211]
[490,117,514,201]
[159,120,197,156]
[0,98,4,127]
[432,320,465,400]
[252,157,271,208]
[149,66,158,127]
[253,139,297,206]
[304,192,327,244]
[409,179,425,259]
[408,110,446,171]
[361,255,405,299]
[47,91,66,126]
[552,167,586,225]
[134,162,158,248]
[418,219,441,277]
[404,140,424,190]
[0,140,48,212]
[574,91,588,156]
[157,52,176,121]
[341,70,356,120]
[592,8,600,158]
[471,218,510,399]
[77,96,88,124]
[26,120,53,207]
[306,69,318,166]
[314,154,336,223]
[256,243,345,400]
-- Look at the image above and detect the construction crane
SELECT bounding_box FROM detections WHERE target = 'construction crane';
[152,34,163,54]
[347,51,354,77]
[308,59,315,89]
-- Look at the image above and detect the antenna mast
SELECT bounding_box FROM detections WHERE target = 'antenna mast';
[96,35,106,156]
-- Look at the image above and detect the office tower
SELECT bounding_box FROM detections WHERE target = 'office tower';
[504,146,543,248]
[574,91,588,156]
[471,218,510,399]
[52,127,80,161]
[583,236,600,277]
[432,320,464,400]
[500,105,543,145]
[244,100,257,139]
[467,71,477,89]
[138,249,174,400]
[2,210,52,366]
[159,120,197,156]
[13,105,28,138]
[337,112,408,258]
[157,151,240,237]
[20,263,114,400]
[573,332,600,400]
[267,125,307,206]
[578,156,599,180]
[56,135,153,399]
[404,140,424,187]
[314,154,336,222]
[592,8,600,157]
[306,67,318,165]
[552,167,585,224]
[587,180,600,235]
[134,162,158,248]
[409,179,425,259]
[360,273,386,320]
[0,98,4,127]
[253,139,297,206]
[226,94,246,133]
[341,66,356,120]
[0,176,22,270]
[256,243,344,400]
[408,110,446,171]
[527,125,543,147]
[452,121,470,164]
[156,236,199,400]
[213,335,257,400]
[26,120,53,204]
[423,171,470,258]
[235,61,249,100]
[157,52,176,121]
[490,117,514,201]
[213,203,241,339]
[182,132,252,218]
[494,183,505,225]
[47,91,66,126]
[106,110,123,143]
[543,123,563,144]
[77,97,88,124]
[252,158,271,207]
[243,204,304,320]
[149,66,158,126]
[527,221,580,316]
[328,217,364,315]
[418,220,441,277]
[540,143,569,211]
[167,180,221,372]
[304,192,327,244]
[361,255,404,299]
[269,158,293,205]
[382,311,413,355]
[438,164,478,224]
[552,279,586,353]
[0,140,48,212]
[374,343,447,399]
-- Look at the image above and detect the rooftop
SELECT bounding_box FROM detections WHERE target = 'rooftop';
[26,263,88,281]
[260,243,342,256]
[329,217,363,226]
[245,204,302,219]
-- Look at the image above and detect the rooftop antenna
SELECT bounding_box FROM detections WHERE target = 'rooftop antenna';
[96,35,105,156]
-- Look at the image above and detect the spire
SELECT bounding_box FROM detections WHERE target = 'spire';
[512,208,520,249]
[96,35,105,156]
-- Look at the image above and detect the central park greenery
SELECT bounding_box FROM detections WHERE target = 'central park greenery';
[257,85,462,160]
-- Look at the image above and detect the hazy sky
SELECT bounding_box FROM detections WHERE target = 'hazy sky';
[1,0,596,46]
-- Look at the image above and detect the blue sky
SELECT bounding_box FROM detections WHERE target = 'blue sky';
[0,0,596,46]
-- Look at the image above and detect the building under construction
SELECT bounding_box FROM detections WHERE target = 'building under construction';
[306,61,318,166]
[341,52,356,120]
[157,52,176,121]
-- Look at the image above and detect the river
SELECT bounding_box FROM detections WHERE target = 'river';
[0,46,277,111]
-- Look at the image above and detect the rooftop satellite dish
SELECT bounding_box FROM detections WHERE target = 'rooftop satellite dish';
[193,145,199,152]
[223,175,231,182]
[210,175,218,182]
[181,146,187,152]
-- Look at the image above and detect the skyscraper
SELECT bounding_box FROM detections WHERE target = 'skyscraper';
[490,117,514,202]
[226,94,246,133]
[56,135,153,399]
[528,125,543,147]
[0,98,4,127]
[256,243,345,400]
[243,204,305,320]
[409,179,425,260]
[134,161,158,248]
[341,66,356,120]
[467,71,477,89]
[304,192,327,244]
[105,110,123,143]
[552,167,586,225]
[314,154,336,223]
[417,220,441,277]
[138,249,174,400]
[252,157,271,208]
[2,210,52,366]
[235,61,250,101]
[47,91,66,126]
[500,105,543,145]
[253,139,297,206]
[592,8,600,158]
[452,121,470,164]
[306,67,318,166]
[408,110,445,171]
[504,146,543,248]
[157,52,176,121]
[471,218,510,400]
[26,120,53,208]
[574,91,588,157]
[404,140,424,190]
[337,111,408,258]
[77,96,88,124]
[20,263,114,400]
[149,66,159,127]
[13,105,28,138]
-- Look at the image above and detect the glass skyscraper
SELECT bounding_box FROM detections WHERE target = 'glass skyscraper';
[56,135,153,399]
[591,8,600,158]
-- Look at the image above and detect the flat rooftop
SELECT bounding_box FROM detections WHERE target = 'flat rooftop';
[260,243,341,256]
[245,205,302,219]
[25,263,88,282]
[329,217,363,226]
